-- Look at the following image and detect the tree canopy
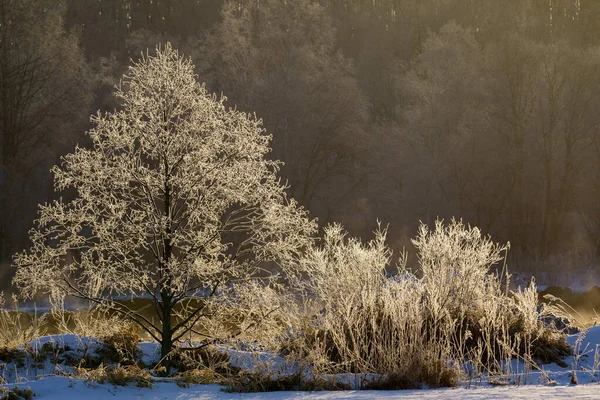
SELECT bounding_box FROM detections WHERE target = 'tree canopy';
[14,44,316,367]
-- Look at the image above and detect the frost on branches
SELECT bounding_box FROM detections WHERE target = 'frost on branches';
[13,44,316,366]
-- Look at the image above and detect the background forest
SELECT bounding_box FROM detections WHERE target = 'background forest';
[3,0,600,288]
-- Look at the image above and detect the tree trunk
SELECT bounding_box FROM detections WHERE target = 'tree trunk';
[160,293,173,375]
[160,153,173,374]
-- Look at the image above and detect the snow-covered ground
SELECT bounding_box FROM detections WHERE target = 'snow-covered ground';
[3,327,600,399]
[3,377,600,400]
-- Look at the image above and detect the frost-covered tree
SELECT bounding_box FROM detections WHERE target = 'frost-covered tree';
[13,44,316,366]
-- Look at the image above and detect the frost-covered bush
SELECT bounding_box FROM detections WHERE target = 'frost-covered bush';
[291,223,458,387]
[414,219,569,371]
[510,282,570,365]
[413,218,508,322]
[291,219,569,387]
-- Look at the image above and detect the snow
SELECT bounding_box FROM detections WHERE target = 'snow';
[2,327,600,398]
[139,341,160,366]
[567,324,600,349]
[3,377,600,399]
[29,334,97,349]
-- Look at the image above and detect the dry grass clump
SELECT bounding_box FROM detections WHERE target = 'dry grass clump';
[50,299,130,341]
[223,370,350,393]
[98,325,142,366]
[77,363,152,388]
[360,373,420,390]
[0,386,34,400]
[508,283,571,365]
[362,363,459,390]
[288,219,570,388]
[0,294,45,349]
[169,346,242,388]
[169,346,233,374]
[0,347,27,369]
[175,368,223,387]
[448,273,570,375]
[170,345,349,392]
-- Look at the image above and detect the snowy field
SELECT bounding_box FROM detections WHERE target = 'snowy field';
[2,326,600,399]
[3,377,600,400]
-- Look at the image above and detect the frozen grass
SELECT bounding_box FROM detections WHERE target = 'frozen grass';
[286,219,571,389]
[0,293,46,349]
[0,317,595,398]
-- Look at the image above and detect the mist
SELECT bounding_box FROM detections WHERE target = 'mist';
[2,0,600,289]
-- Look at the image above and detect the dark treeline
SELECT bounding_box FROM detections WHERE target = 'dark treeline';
[2,0,600,283]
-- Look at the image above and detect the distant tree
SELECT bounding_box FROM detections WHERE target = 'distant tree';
[399,23,497,227]
[0,0,90,262]
[483,35,600,253]
[66,0,224,57]
[530,42,600,253]
[65,0,130,56]
[201,0,372,226]
[483,34,542,250]
[578,1,600,46]
[13,45,316,370]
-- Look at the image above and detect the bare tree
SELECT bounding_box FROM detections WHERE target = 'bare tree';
[13,44,316,370]
[400,23,499,227]
[534,42,600,254]
[484,33,541,250]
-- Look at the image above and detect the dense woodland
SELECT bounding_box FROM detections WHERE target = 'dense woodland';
[3,0,600,285]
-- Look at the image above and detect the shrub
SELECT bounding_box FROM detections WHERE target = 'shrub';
[223,370,349,393]
[291,219,570,387]
[412,218,508,324]
[175,368,222,387]
[99,325,142,365]
[414,220,571,371]
[292,223,458,387]
[169,346,233,374]
[77,364,152,388]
